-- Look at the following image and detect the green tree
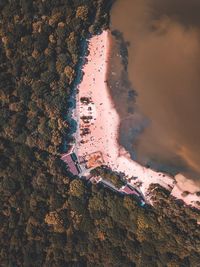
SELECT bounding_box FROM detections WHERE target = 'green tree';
[69,179,86,198]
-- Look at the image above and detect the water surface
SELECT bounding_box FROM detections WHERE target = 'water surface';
[110,0,200,181]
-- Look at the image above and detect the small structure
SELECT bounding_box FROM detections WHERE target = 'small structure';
[120,184,140,196]
[80,97,92,104]
[61,153,81,176]
[89,175,102,184]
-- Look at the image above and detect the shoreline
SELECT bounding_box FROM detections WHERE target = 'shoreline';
[64,30,200,210]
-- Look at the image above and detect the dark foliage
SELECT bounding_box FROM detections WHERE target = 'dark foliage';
[0,0,200,267]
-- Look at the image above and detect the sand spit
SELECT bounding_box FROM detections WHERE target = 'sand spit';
[73,30,200,209]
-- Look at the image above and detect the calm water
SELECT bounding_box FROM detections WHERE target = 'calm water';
[110,0,200,180]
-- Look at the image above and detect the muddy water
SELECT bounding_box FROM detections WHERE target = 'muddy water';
[109,0,200,180]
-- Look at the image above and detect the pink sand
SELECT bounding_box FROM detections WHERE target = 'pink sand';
[75,30,200,209]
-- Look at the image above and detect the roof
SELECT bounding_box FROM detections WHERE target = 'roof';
[61,154,80,175]
[120,185,141,197]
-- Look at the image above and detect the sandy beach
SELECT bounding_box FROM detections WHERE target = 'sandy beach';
[75,30,200,209]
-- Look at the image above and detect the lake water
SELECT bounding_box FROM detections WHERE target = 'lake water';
[109,0,200,181]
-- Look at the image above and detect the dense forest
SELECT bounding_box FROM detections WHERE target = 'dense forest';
[0,0,200,266]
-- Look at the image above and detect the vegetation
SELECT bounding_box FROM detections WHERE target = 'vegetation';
[0,0,200,266]
[91,166,126,189]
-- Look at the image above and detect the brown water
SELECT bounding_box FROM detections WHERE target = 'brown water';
[110,0,200,180]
